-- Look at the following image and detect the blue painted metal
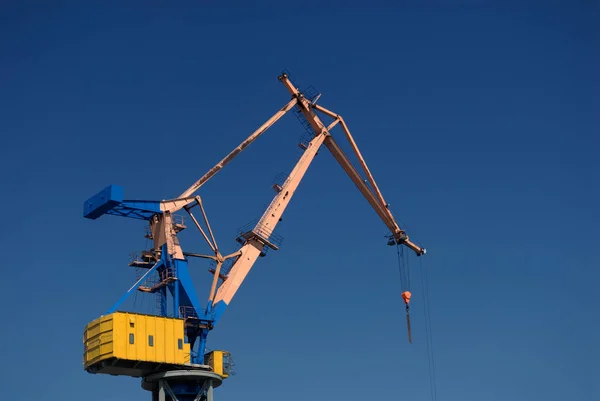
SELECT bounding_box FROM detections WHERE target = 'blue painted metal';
[174,271,180,319]
[211,300,228,324]
[83,184,162,221]
[84,185,217,366]
[84,185,124,219]
[106,259,164,314]
[197,329,209,363]
[174,258,205,318]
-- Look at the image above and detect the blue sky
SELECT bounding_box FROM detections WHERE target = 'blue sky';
[1,1,599,400]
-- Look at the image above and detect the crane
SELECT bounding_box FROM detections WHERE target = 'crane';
[82,72,426,401]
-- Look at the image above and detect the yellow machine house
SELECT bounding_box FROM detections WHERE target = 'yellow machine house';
[83,312,191,377]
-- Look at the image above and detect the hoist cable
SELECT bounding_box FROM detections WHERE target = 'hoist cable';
[420,256,438,401]
[406,247,411,290]
[396,243,406,290]
[405,312,413,344]
[396,243,412,343]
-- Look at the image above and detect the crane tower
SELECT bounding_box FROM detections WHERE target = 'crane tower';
[82,72,426,401]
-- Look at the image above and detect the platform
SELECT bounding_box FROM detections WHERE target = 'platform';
[141,369,224,401]
[85,358,211,378]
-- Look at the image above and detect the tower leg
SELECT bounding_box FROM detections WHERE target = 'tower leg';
[157,383,166,401]
[206,380,213,401]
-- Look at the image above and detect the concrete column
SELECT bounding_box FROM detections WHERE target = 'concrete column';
[206,380,214,401]
[157,380,166,401]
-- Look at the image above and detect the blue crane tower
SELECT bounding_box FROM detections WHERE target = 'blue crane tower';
[82,72,426,401]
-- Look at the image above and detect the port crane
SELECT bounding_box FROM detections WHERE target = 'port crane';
[82,72,426,401]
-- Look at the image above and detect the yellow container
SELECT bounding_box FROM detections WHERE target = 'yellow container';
[205,350,232,378]
[83,312,190,377]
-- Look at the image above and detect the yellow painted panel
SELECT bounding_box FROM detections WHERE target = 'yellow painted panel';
[214,352,223,375]
[205,350,230,378]
[146,317,155,361]
[83,315,115,366]
[83,312,190,371]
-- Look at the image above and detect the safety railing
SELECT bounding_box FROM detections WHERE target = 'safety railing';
[178,306,207,320]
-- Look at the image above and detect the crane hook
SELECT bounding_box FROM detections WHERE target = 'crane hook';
[401,290,411,308]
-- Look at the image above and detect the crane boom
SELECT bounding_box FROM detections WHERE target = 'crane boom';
[179,98,299,199]
[208,73,424,322]
[279,74,425,255]
[314,103,393,216]
[322,135,399,234]
[210,116,328,321]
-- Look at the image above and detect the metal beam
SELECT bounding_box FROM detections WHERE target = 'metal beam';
[279,73,425,256]
[313,103,391,215]
[211,132,327,316]
[323,135,396,230]
[179,98,299,198]
[106,260,163,314]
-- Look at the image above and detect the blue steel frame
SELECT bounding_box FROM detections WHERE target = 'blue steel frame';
[83,184,216,364]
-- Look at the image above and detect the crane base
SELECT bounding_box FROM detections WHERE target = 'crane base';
[142,369,223,401]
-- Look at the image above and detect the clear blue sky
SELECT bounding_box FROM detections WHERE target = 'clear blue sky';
[1,1,598,400]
